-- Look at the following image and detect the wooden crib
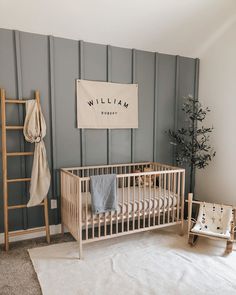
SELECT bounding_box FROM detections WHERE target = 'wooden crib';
[60,162,185,258]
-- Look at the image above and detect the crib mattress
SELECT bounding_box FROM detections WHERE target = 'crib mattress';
[82,187,178,220]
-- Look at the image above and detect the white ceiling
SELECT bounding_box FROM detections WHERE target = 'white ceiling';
[0,0,236,57]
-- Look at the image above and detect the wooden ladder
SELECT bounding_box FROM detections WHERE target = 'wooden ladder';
[0,88,50,251]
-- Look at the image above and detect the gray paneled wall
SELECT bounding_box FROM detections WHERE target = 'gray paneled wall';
[0,28,199,232]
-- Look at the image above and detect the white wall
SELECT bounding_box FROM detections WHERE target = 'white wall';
[196,16,236,205]
[0,0,236,57]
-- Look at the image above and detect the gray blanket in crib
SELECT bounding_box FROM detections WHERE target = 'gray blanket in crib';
[90,174,117,214]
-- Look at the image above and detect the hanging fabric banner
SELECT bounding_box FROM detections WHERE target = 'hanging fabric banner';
[77,79,138,129]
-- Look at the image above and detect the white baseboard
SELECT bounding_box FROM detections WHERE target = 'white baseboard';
[0,224,63,245]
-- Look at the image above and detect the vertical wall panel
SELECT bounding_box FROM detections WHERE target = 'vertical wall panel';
[177,57,196,127]
[0,29,23,232]
[134,50,155,162]
[53,37,80,168]
[156,54,176,164]
[14,31,28,230]
[177,56,196,193]
[83,42,107,165]
[110,46,132,164]
[19,31,53,228]
[53,37,81,223]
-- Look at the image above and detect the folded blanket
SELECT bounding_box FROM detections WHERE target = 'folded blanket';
[90,174,117,214]
[191,202,233,239]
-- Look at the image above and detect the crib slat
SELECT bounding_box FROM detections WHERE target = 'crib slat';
[98,212,101,238]
[163,170,167,225]
[181,171,185,232]
[122,177,124,233]
[148,175,151,227]
[143,175,146,228]
[153,174,156,226]
[138,176,140,229]
[172,173,176,223]
[116,179,118,234]
[104,212,107,236]
[85,180,88,240]
[110,210,113,236]
[167,173,170,223]
[177,172,180,221]
[133,176,135,230]
[158,173,161,225]
[92,209,95,239]
[127,176,130,232]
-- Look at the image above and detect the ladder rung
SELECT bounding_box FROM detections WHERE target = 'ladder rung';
[7,178,31,183]
[8,204,27,210]
[7,152,34,157]
[8,203,44,210]
[9,227,46,237]
[6,126,24,130]
[5,99,27,104]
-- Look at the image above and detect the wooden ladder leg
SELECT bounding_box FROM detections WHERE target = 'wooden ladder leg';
[43,198,50,244]
[1,89,9,251]
[225,241,233,254]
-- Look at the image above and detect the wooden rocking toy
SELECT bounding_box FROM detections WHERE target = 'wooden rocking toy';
[187,193,235,254]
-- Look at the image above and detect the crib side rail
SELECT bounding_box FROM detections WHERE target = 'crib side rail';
[62,162,152,175]
[62,162,182,178]
[60,169,81,241]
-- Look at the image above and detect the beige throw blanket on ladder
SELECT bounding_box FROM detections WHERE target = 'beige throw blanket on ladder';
[24,100,51,207]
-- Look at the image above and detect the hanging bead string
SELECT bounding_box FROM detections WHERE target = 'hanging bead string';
[212,203,216,223]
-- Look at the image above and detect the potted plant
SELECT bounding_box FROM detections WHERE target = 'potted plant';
[168,95,216,194]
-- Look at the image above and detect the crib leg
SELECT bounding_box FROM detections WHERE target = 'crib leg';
[79,241,83,259]
[180,219,184,236]
[225,241,233,254]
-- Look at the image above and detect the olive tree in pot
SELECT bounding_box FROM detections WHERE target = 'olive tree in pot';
[168,95,216,194]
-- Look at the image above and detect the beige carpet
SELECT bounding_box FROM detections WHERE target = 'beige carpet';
[0,233,74,295]
[29,229,236,295]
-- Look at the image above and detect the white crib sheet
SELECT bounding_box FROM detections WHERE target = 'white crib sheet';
[81,187,178,220]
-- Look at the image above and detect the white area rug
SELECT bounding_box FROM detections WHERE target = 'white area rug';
[29,229,236,295]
